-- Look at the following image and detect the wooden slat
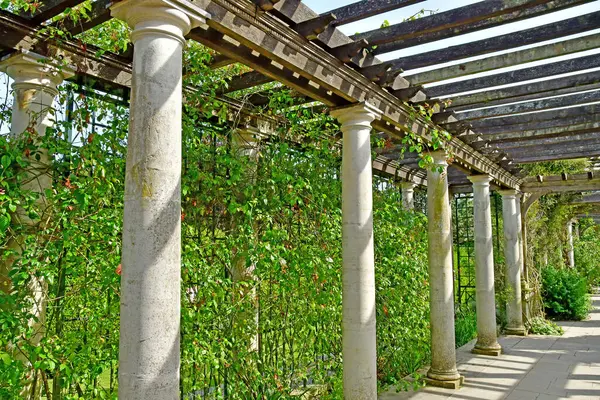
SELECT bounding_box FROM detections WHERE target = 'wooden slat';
[407,33,600,86]
[449,70,600,110]
[490,130,600,148]
[352,0,593,55]
[221,71,275,94]
[21,0,84,24]
[387,10,600,71]
[59,0,112,36]
[465,104,600,130]
[326,0,426,26]
[481,118,600,137]
[429,53,600,97]
[456,90,600,121]
[506,139,600,157]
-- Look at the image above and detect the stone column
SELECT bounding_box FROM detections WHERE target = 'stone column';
[401,181,416,210]
[110,1,209,399]
[567,220,575,268]
[499,190,526,336]
[231,128,261,353]
[468,175,501,356]
[331,102,381,400]
[0,50,72,400]
[426,151,463,389]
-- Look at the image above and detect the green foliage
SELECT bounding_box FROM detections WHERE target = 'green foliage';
[526,317,564,336]
[574,221,600,290]
[454,307,478,349]
[541,266,590,320]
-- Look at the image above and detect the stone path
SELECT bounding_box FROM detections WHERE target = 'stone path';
[381,294,600,400]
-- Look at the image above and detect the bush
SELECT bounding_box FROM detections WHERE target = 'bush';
[541,266,590,320]
[454,307,478,348]
[526,317,564,335]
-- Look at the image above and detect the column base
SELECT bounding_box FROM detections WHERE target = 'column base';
[505,327,527,336]
[424,375,464,389]
[472,345,502,356]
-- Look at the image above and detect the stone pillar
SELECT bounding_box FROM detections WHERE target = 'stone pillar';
[567,220,575,268]
[401,182,416,210]
[331,102,381,400]
[426,151,463,389]
[110,1,209,399]
[0,51,72,399]
[468,175,501,356]
[231,128,261,353]
[499,190,526,336]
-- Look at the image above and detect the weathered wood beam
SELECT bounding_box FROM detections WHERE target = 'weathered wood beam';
[20,0,84,24]
[252,0,282,11]
[456,90,600,121]
[209,53,235,69]
[449,70,600,111]
[429,53,600,97]
[490,130,600,149]
[294,13,336,40]
[506,138,600,154]
[373,156,427,186]
[221,70,274,94]
[521,174,600,192]
[352,0,594,56]
[388,10,600,71]
[407,32,600,86]
[189,26,343,105]
[482,121,600,141]
[462,104,600,131]
[326,0,426,26]
[59,0,113,36]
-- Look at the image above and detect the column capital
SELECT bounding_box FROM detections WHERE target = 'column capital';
[400,181,417,190]
[0,50,74,94]
[330,102,382,128]
[429,150,448,166]
[468,174,492,186]
[111,0,210,45]
[498,189,520,198]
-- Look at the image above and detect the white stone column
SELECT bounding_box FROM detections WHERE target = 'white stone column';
[231,128,261,353]
[567,220,575,268]
[0,50,72,400]
[468,175,501,356]
[499,190,526,336]
[331,102,381,400]
[401,181,416,210]
[426,151,463,389]
[110,1,209,398]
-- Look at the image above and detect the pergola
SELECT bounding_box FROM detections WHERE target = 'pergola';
[1,0,599,398]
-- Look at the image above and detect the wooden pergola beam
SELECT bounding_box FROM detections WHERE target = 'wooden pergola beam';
[326,0,427,27]
[20,0,84,24]
[407,33,600,86]
[511,149,600,163]
[449,71,600,111]
[59,0,113,36]
[521,174,600,192]
[221,71,274,94]
[428,53,600,97]
[463,104,600,130]
[482,121,600,141]
[490,130,600,149]
[456,90,600,120]
[388,10,600,71]
[353,0,595,56]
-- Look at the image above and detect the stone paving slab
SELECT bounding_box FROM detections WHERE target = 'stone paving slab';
[380,294,600,400]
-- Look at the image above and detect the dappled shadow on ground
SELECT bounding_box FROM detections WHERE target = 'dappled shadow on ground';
[380,294,600,399]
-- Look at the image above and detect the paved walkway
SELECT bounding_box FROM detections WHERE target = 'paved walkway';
[381,294,600,400]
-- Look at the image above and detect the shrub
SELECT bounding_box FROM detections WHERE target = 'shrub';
[454,307,478,348]
[541,265,590,320]
[526,317,564,335]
